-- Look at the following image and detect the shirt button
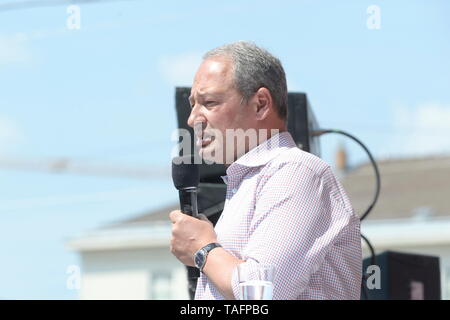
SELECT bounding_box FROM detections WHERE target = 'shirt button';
[232,188,238,194]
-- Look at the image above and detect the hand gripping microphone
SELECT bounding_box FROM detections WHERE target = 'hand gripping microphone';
[172,155,199,218]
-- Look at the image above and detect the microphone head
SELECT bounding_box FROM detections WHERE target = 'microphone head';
[172,155,199,190]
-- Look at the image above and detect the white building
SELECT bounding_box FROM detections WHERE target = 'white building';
[66,155,450,299]
[67,206,184,299]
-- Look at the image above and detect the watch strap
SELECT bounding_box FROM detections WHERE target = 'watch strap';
[196,242,222,272]
[202,242,221,253]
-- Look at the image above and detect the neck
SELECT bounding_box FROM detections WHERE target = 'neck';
[224,127,287,167]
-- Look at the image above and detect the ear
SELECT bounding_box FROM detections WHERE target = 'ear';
[253,87,273,121]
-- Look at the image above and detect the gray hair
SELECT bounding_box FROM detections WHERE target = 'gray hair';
[203,41,288,120]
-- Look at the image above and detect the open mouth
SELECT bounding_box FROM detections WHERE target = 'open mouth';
[196,135,215,148]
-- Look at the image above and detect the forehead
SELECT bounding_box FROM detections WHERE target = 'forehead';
[190,57,235,99]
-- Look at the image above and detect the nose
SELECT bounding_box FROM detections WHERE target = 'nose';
[187,104,206,129]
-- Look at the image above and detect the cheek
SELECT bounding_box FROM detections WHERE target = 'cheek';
[207,106,246,140]
[206,114,228,137]
[235,107,254,127]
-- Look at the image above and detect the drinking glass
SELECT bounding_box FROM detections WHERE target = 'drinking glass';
[236,263,275,300]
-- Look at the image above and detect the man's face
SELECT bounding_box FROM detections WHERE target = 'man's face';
[188,57,254,164]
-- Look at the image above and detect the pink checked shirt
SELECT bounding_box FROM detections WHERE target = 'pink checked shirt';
[195,131,362,300]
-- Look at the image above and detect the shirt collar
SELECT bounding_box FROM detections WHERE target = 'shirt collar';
[224,131,297,180]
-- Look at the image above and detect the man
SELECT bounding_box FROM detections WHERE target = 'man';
[170,41,362,300]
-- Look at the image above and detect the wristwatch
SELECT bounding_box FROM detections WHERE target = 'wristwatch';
[194,243,222,272]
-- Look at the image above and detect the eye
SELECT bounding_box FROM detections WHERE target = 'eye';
[205,101,217,107]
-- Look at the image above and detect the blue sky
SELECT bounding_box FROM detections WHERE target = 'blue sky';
[0,0,449,299]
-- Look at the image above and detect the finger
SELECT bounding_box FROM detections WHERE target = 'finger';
[169,210,182,223]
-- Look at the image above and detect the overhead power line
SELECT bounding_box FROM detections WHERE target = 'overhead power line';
[0,156,170,180]
[0,0,136,13]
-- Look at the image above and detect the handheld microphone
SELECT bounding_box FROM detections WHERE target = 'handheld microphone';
[172,155,199,218]
[172,155,201,299]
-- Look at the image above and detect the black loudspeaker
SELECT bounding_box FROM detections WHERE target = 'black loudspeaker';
[286,92,321,157]
[174,87,320,299]
[362,251,441,300]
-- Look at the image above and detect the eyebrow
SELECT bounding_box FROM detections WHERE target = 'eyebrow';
[188,92,223,105]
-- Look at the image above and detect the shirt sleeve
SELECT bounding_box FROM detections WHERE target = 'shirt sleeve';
[230,161,357,300]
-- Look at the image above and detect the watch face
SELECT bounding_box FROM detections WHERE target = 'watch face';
[195,250,205,269]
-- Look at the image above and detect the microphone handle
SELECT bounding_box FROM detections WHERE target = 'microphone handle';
[179,187,200,299]
[178,187,199,218]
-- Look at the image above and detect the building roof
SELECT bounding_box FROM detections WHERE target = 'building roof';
[110,204,178,226]
[341,155,450,221]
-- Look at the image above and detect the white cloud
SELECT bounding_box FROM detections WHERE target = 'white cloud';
[0,28,70,66]
[0,33,31,65]
[0,115,24,153]
[158,51,202,86]
[390,102,450,157]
